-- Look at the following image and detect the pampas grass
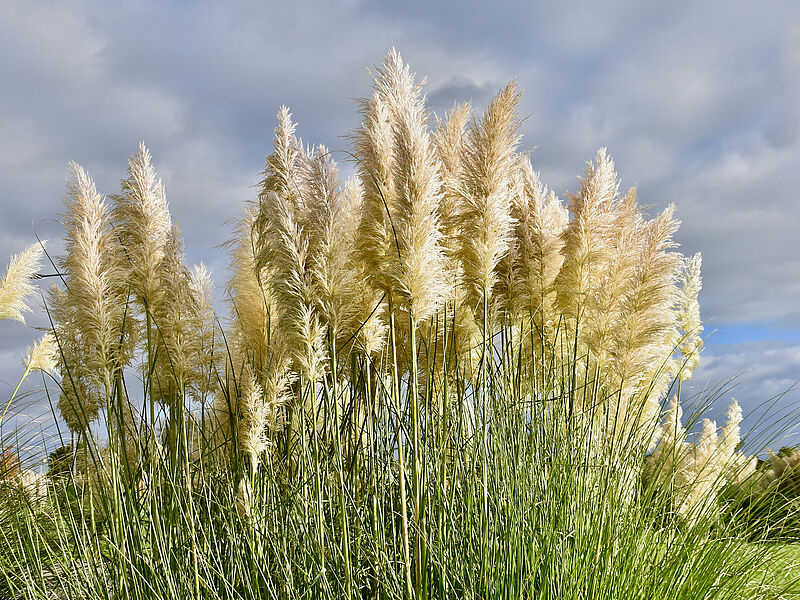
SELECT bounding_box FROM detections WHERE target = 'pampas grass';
[227,208,275,373]
[676,252,703,380]
[505,155,568,338]
[0,242,44,324]
[555,148,618,329]
[1,50,797,600]
[302,146,360,346]
[151,226,196,404]
[112,143,172,310]
[456,81,521,324]
[63,163,131,384]
[353,90,397,295]
[188,263,218,402]
[22,331,58,376]
[49,283,102,433]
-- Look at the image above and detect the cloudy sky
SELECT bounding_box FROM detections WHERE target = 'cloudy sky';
[1,0,799,454]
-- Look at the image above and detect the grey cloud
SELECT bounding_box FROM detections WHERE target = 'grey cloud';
[426,77,499,117]
[689,339,800,451]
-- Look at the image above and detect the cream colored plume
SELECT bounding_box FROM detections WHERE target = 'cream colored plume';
[353,90,397,293]
[583,188,643,374]
[674,418,720,522]
[24,331,59,375]
[0,242,44,323]
[719,397,742,457]
[357,49,449,323]
[611,203,681,426]
[555,148,618,326]
[151,226,196,403]
[342,178,388,356]
[189,263,218,401]
[295,304,328,383]
[49,284,102,432]
[505,156,568,334]
[111,142,172,308]
[263,106,304,199]
[261,352,295,433]
[387,64,448,320]
[253,107,305,280]
[63,163,131,380]
[643,395,687,489]
[646,396,756,521]
[302,146,359,343]
[15,469,48,505]
[256,113,332,383]
[435,102,472,246]
[238,364,269,474]
[456,81,521,322]
[718,398,756,485]
[727,452,757,485]
[675,253,703,380]
[353,286,389,358]
[227,209,274,371]
[214,353,293,471]
[259,186,324,379]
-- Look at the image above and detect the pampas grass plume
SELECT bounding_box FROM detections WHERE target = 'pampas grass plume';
[506,156,568,325]
[63,162,128,378]
[457,81,521,315]
[238,364,269,474]
[48,283,102,432]
[435,102,471,245]
[189,263,218,400]
[24,331,59,375]
[303,146,359,340]
[227,209,274,370]
[353,91,397,293]
[152,226,195,400]
[555,148,618,324]
[676,252,703,380]
[112,142,172,308]
[0,242,44,323]
[385,55,448,321]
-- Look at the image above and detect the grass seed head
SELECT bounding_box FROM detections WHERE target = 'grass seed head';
[0,242,44,324]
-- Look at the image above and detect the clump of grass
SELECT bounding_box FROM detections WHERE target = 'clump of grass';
[0,50,798,600]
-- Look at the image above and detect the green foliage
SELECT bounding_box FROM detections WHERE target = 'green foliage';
[723,448,800,542]
[0,328,797,599]
[46,445,72,481]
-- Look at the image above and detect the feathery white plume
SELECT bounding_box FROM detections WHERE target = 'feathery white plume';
[63,163,132,380]
[675,253,703,380]
[24,331,59,375]
[112,142,172,308]
[456,81,521,322]
[0,242,44,323]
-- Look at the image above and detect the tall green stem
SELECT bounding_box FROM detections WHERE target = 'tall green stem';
[309,374,326,589]
[330,334,353,598]
[409,312,425,597]
[389,301,412,598]
[481,286,489,593]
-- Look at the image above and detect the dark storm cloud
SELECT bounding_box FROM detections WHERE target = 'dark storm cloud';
[1,0,798,439]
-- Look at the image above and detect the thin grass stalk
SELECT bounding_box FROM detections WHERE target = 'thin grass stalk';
[388,301,412,598]
[328,334,353,598]
[480,284,490,594]
[308,374,328,592]
[407,313,424,597]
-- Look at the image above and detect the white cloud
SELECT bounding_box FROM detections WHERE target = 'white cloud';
[688,339,800,451]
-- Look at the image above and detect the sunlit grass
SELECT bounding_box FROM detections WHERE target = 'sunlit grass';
[1,48,799,599]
